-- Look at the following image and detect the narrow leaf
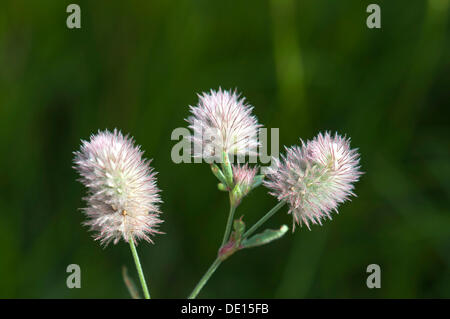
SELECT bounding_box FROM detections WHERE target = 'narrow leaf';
[122,266,141,299]
[232,217,246,240]
[221,152,234,186]
[241,225,289,249]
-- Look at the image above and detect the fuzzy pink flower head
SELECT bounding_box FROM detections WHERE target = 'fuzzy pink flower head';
[263,132,362,230]
[73,129,163,246]
[186,88,261,162]
[232,163,258,194]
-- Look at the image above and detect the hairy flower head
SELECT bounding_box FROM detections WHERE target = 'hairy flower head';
[73,129,162,246]
[186,88,261,161]
[264,132,362,229]
[232,163,258,196]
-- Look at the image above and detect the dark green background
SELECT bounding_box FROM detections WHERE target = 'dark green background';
[0,0,449,298]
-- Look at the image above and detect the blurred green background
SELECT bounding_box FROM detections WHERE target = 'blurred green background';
[0,0,449,298]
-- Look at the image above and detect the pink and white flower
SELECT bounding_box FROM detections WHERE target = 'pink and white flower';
[73,129,163,246]
[186,88,261,162]
[264,132,362,229]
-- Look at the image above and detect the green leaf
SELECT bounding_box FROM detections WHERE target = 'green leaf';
[221,151,234,186]
[232,217,246,240]
[230,184,243,206]
[241,225,289,249]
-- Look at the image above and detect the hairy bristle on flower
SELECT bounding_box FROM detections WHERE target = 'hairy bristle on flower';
[73,129,163,246]
[232,163,257,192]
[186,88,261,161]
[263,132,362,230]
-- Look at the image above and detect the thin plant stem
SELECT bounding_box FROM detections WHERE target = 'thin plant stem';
[129,239,151,299]
[243,201,286,239]
[221,195,236,247]
[188,201,286,298]
[188,258,222,299]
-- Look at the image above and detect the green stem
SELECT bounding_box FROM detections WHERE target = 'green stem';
[129,239,150,299]
[221,194,236,247]
[188,258,222,299]
[243,201,286,239]
[188,201,286,298]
